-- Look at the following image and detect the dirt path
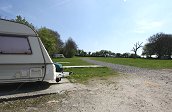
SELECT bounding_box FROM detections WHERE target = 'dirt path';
[58,73,172,112]
[56,58,172,112]
[1,58,172,112]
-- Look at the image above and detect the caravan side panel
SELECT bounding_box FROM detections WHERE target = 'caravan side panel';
[0,65,45,83]
[0,36,46,83]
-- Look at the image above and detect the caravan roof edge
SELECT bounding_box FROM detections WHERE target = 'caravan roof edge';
[0,19,37,36]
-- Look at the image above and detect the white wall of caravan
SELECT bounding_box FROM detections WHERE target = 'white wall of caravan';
[0,20,56,83]
[43,64,56,81]
[0,20,36,36]
[0,65,45,83]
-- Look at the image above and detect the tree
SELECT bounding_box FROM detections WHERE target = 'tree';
[90,50,115,57]
[38,27,62,56]
[51,30,64,53]
[122,53,130,58]
[131,42,143,58]
[13,15,35,30]
[142,43,154,58]
[116,53,122,58]
[63,37,77,58]
[155,34,172,59]
[76,49,87,56]
[143,33,172,59]
[99,50,111,57]
[12,16,64,56]
[149,33,165,58]
[88,52,91,56]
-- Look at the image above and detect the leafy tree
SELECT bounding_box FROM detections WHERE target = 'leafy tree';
[50,30,64,53]
[76,49,87,56]
[38,27,62,56]
[116,53,122,58]
[122,53,130,58]
[91,52,97,57]
[88,52,91,56]
[12,16,64,56]
[91,50,115,57]
[129,53,140,58]
[99,50,112,57]
[143,33,172,59]
[149,33,165,58]
[13,15,35,30]
[155,34,172,59]
[142,43,154,58]
[88,50,115,57]
[63,37,77,58]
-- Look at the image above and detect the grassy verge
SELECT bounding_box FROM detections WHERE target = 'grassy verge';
[65,67,118,84]
[52,57,92,66]
[90,57,172,69]
[53,57,118,83]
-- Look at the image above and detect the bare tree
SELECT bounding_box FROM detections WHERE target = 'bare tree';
[131,42,143,58]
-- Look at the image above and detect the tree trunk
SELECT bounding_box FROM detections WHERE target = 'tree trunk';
[134,52,137,59]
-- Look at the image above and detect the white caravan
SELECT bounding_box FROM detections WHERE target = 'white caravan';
[0,19,58,83]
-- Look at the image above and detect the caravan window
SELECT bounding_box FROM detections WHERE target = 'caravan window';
[0,36,32,54]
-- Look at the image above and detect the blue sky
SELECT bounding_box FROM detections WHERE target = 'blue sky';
[0,0,172,55]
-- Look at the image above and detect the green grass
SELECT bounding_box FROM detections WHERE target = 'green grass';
[53,57,118,83]
[90,57,172,69]
[65,67,118,84]
[52,57,92,66]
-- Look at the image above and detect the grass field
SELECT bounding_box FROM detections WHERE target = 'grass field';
[53,57,117,83]
[90,57,172,69]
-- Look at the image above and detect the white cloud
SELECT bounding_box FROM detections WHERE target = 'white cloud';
[131,2,168,34]
[134,20,165,34]
[123,0,127,2]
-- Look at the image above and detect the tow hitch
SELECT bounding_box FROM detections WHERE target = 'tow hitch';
[55,72,72,82]
[54,62,72,82]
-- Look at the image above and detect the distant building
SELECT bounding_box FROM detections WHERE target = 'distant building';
[53,54,65,58]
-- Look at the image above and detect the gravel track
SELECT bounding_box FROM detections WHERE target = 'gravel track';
[81,58,172,83]
[82,58,147,74]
